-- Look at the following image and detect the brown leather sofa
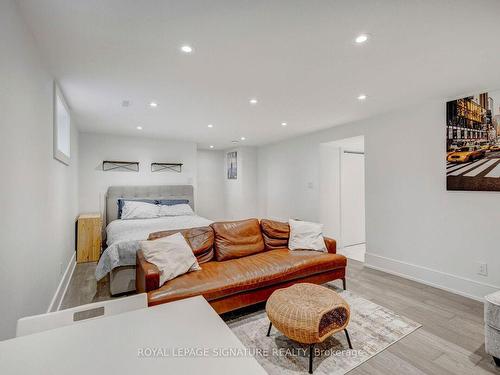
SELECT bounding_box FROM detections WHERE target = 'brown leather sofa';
[136,218,347,313]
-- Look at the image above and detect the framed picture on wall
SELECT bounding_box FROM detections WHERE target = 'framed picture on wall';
[53,82,71,165]
[227,151,237,179]
[446,90,500,191]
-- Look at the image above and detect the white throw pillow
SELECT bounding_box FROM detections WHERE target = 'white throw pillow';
[159,203,194,217]
[121,201,160,220]
[288,219,327,252]
[141,232,201,285]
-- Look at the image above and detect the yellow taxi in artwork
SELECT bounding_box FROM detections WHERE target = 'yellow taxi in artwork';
[488,143,500,152]
[477,140,490,151]
[447,146,486,163]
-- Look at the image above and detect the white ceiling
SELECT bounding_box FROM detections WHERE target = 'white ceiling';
[17,0,500,149]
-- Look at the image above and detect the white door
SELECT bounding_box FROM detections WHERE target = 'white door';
[341,151,365,247]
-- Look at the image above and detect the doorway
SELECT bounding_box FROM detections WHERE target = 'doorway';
[319,136,365,262]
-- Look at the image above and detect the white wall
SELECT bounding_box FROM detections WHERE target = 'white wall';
[224,147,259,220]
[197,150,225,220]
[0,0,79,340]
[258,100,500,300]
[78,133,197,216]
[258,136,323,221]
[319,144,342,240]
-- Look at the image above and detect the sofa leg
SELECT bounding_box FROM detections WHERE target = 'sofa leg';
[309,344,314,374]
[342,278,346,290]
[494,356,500,367]
[266,321,272,337]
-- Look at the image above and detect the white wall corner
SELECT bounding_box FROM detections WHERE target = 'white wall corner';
[365,252,499,302]
[47,252,76,312]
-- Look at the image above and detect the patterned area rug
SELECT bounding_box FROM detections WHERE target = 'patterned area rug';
[226,283,421,374]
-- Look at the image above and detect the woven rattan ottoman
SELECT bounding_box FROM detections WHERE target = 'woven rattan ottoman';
[265,283,352,374]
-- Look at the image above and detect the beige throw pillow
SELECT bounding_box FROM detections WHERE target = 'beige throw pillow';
[141,232,201,285]
[288,219,327,252]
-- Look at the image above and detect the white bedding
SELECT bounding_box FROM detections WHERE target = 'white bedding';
[95,215,213,281]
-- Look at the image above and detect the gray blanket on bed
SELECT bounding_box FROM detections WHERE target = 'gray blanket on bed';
[95,215,213,280]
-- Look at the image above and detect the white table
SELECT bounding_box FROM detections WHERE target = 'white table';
[0,296,266,375]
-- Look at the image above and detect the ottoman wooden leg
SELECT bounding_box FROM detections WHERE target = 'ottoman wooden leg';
[342,278,346,290]
[266,321,272,337]
[494,356,500,367]
[309,344,315,374]
[344,329,353,349]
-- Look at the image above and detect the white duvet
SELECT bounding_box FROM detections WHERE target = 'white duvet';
[95,215,213,280]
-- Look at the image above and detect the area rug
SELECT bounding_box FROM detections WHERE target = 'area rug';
[226,283,421,374]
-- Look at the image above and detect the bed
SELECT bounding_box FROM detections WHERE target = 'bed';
[95,185,213,295]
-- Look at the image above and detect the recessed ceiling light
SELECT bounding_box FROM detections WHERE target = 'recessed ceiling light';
[136,126,143,130]
[240,136,246,141]
[207,124,213,128]
[249,98,258,105]
[122,100,131,107]
[149,102,158,108]
[209,145,214,149]
[357,94,367,100]
[181,45,193,53]
[281,122,288,127]
[355,34,369,44]
[231,140,239,144]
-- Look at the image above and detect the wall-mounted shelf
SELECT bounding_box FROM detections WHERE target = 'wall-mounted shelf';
[151,162,183,173]
[102,160,139,172]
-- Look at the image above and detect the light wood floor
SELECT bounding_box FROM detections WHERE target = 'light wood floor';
[61,260,499,374]
[60,262,113,310]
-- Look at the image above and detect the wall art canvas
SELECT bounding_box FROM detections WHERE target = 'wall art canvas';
[446,90,500,191]
[227,151,237,179]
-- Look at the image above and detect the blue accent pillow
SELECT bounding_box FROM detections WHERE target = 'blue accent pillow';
[117,199,158,219]
[157,199,189,206]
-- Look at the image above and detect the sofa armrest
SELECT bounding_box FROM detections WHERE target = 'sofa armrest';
[136,250,160,293]
[324,237,337,254]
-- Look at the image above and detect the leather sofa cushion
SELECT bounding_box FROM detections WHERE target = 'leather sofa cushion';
[260,219,290,250]
[148,226,214,264]
[148,248,347,306]
[211,219,265,261]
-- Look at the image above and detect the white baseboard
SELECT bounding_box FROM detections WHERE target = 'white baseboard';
[47,252,76,312]
[365,252,499,302]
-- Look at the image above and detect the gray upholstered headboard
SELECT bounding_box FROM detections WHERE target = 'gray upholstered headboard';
[105,185,194,225]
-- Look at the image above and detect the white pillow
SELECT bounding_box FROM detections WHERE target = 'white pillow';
[141,232,201,285]
[121,201,160,220]
[288,219,327,252]
[159,203,194,217]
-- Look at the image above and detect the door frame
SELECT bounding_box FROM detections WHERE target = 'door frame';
[339,149,366,250]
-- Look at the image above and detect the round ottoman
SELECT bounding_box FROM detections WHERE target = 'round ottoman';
[265,283,352,374]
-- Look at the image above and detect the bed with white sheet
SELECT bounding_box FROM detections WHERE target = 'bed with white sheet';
[96,185,212,295]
